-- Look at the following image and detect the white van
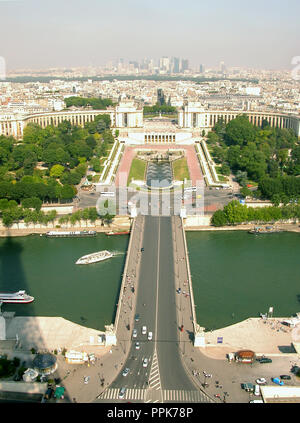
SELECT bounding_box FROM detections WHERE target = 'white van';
[254,385,260,396]
[142,326,147,335]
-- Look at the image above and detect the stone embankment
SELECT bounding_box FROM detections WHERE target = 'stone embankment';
[0,216,131,237]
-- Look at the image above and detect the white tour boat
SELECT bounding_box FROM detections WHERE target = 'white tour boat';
[0,290,34,304]
[75,250,113,265]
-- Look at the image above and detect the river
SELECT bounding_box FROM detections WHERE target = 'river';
[1,231,299,332]
[186,230,300,330]
[0,234,128,331]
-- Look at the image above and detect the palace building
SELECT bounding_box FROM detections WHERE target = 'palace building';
[1,100,299,143]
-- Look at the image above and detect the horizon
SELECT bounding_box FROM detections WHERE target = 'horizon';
[0,0,299,72]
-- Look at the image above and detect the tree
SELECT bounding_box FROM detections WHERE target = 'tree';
[223,200,248,224]
[225,115,256,146]
[23,123,45,145]
[211,210,228,227]
[21,197,42,211]
[50,164,65,178]
[240,187,252,198]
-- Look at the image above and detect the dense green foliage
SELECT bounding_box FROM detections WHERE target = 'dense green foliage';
[207,115,299,200]
[0,356,21,378]
[65,97,114,109]
[0,115,115,205]
[143,104,177,115]
[4,75,259,84]
[211,200,300,226]
[0,202,114,228]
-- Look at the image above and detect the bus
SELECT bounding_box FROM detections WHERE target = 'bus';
[100,192,115,197]
[184,187,197,192]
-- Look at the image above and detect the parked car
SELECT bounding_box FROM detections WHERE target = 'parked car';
[132,329,137,338]
[135,342,140,350]
[119,387,126,399]
[256,378,267,385]
[254,385,260,396]
[83,376,90,384]
[272,377,284,386]
[241,383,254,392]
[249,400,264,403]
[134,314,140,322]
[142,326,147,335]
[143,358,148,367]
[280,375,291,380]
[257,357,272,364]
[122,368,130,377]
[148,332,153,341]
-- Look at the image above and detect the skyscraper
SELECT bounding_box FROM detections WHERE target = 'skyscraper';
[181,59,189,72]
[159,56,170,73]
[172,57,180,73]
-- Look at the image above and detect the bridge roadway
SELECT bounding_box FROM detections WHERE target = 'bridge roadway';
[98,216,211,403]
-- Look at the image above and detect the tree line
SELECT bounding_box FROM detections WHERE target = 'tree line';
[64,97,114,110]
[0,201,114,228]
[211,200,300,227]
[143,104,177,115]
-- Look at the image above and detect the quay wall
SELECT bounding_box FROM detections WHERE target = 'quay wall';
[179,217,198,332]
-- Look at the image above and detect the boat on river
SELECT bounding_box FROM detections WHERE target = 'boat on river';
[105,231,130,236]
[75,250,113,265]
[45,230,96,238]
[248,226,282,235]
[0,290,34,304]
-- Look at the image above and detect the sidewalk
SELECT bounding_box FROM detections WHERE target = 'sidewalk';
[171,216,215,402]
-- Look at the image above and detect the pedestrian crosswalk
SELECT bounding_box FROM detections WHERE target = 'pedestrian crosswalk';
[98,387,213,403]
[148,350,161,391]
[98,387,147,401]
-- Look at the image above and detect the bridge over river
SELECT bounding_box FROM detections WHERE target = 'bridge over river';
[99,214,210,403]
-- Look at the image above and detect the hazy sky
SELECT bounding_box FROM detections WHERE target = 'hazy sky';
[0,0,299,70]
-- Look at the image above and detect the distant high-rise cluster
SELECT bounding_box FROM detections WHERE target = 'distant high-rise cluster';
[106,56,191,74]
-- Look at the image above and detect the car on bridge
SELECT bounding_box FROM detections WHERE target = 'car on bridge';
[119,387,126,399]
[122,368,130,377]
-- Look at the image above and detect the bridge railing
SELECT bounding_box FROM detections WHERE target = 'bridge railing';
[113,217,136,333]
[180,217,198,333]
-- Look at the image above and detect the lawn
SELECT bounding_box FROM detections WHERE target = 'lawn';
[172,158,190,181]
[127,158,147,185]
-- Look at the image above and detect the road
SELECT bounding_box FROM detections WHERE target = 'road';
[78,186,234,216]
[97,216,209,403]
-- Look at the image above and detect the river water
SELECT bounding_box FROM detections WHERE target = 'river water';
[0,234,128,331]
[186,231,300,330]
[0,231,299,332]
